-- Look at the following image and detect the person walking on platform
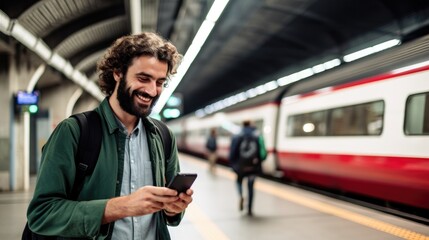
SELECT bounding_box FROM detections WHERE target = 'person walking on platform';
[205,128,218,174]
[25,32,193,240]
[229,120,267,216]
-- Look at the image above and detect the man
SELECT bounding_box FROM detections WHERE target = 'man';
[26,32,193,239]
[229,120,266,216]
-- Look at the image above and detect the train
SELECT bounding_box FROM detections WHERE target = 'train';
[167,35,429,218]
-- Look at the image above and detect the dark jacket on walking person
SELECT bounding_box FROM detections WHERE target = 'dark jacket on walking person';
[229,120,266,216]
[205,128,218,173]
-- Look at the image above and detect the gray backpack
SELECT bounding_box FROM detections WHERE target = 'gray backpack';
[237,135,260,175]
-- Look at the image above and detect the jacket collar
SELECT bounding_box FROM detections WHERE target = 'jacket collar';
[97,98,157,135]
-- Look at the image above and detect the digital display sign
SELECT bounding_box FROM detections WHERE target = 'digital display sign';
[15,91,39,105]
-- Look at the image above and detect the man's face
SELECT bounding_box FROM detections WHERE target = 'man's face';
[116,56,168,118]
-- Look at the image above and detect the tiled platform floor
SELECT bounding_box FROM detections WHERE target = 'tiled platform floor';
[2,153,429,240]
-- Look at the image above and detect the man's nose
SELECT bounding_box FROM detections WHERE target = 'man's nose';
[144,81,158,97]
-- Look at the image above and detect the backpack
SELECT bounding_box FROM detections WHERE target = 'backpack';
[237,134,261,175]
[22,110,172,240]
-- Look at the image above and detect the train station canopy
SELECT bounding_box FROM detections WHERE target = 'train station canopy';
[1,0,429,116]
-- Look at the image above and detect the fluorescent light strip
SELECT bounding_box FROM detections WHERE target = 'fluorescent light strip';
[152,0,230,115]
[0,10,10,32]
[343,39,400,62]
[34,40,52,61]
[206,0,229,22]
[130,0,141,34]
[50,53,67,71]
[196,39,401,117]
[153,20,216,113]
[10,21,37,48]
[0,11,104,102]
[63,62,74,78]
[195,58,341,117]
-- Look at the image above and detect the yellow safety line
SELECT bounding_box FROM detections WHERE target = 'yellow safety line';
[256,181,429,240]
[181,154,429,240]
[186,203,230,240]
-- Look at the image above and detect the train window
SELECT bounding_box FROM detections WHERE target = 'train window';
[219,127,234,137]
[287,110,327,136]
[286,100,384,137]
[253,119,264,133]
[189,130,200,137]
[405,92,429,135]
[329,101,384,136]
[199,129,207,136]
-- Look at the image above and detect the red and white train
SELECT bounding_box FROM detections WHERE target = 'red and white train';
[167,35,429,216]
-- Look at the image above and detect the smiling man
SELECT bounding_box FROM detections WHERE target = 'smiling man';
[26,32,193,240]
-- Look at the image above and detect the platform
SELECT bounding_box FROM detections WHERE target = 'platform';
[2,153,429,240]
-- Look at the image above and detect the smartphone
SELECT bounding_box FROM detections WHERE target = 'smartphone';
[167,173,197,193]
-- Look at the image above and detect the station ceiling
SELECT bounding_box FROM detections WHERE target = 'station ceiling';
[1,0,429,116]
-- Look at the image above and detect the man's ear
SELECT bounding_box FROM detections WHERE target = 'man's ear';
[113,71,122,81]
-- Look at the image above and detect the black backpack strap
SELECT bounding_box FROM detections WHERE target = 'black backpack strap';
[152,118,172,161]
[70,111,102,200]
[22,111,102,239]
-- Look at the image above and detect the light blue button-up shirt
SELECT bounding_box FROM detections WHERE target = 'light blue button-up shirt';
[112,118,157,240]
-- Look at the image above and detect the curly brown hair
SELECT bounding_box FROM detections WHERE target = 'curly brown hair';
[97,32,182,96]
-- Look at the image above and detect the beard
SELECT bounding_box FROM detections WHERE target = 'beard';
[116,76,159,118]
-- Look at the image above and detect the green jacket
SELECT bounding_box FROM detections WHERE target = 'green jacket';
[27,99,183,239]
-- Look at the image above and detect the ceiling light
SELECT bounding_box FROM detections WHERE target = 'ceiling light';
[6,15,104,102]
[195,109,205,117]
[34,40,52,61]
[152,20,213,115]
[0,10,10,33]
[192,21,215,49]
[311,63,325,73]
[323,58,341,69]
[130,0,142,34]
[206,0,229,22]
[152,0,231,115]
[196,57,341,114]
[264,81,278,91]
[72,70,86,85]
[236,92,248,102]
[63,62,74,78]
[343,39,400,62]
[10,21,37,48]
[86,82,104,101]
[277,72,301,86]
[255,85,267,95]
[246,88,258,98]
[50,53,67,71]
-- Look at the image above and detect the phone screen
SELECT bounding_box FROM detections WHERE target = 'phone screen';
[167,173,197,193]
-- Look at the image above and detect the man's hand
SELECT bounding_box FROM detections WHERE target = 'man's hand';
[163,188,194,216]
[102,186,179,224]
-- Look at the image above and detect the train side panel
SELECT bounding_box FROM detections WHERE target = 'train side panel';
[169,103,279,174]
[276,68,429,209]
